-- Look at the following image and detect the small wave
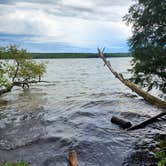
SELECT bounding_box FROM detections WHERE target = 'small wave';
[0,136,72,151]
[81,100,118,108]
[69,111,95,119]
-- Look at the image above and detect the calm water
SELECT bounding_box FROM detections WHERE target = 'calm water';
[0,58,165,166]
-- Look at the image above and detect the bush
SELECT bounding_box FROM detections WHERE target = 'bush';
[155,139,166,166]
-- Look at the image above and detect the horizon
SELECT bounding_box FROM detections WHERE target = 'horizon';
[0,0,133,53]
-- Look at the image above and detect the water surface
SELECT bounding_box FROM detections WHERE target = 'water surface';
[0,58,165,166]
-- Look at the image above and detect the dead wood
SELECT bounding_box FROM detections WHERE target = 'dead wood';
[98,48,166,109]
[111,116,132,129]
[68,150,78,166]
[127,112,166,130]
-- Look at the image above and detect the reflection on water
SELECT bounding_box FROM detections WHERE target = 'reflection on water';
[0,58,165,166]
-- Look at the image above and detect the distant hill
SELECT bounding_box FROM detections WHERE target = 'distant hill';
[31,53,130,59]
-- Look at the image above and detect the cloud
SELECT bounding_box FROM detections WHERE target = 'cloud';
[0,0,133,52]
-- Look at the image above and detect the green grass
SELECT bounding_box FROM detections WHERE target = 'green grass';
[1,161,28,166]
[155,139,166,166]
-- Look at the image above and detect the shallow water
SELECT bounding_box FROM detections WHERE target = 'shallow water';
[0,58,165,166]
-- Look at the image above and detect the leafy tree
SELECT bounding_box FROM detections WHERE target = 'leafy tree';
[0,45,46,93]
[124,0,166,92]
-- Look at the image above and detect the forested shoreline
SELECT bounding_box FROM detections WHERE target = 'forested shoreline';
[30,53,130,59]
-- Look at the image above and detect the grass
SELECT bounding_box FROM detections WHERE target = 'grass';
[1,161,28,166]
[155,138,166,166]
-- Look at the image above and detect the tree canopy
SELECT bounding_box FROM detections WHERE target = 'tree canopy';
[124,0,166,93]
[0,45,46,93]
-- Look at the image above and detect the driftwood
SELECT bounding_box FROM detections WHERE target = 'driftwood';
[68,150,78,166]
[127,112,166,130]
[111,116,132,129]
[98,48,166,109]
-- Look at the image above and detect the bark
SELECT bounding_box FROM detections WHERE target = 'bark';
[127,112,166,130]
[12,61,19,82]
[68,150,78,166]
[98,48,166,109]
[111,116,132,129]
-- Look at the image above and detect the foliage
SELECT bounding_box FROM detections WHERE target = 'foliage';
[0,45,46,89]
[124,0,166,92]
[155,139,166,166]
[1,161,28,166]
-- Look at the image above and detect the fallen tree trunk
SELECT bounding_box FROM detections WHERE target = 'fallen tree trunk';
[111,116,132,129]
[127,112,166,130]
[98,48,166,109]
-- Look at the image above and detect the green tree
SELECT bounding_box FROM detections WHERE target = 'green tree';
[124,0,166,92]
[0,45,46,93]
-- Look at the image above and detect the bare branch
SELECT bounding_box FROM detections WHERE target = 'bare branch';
[98,48,166,109]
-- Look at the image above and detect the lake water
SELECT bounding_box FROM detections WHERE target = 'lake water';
[0,58,165,166]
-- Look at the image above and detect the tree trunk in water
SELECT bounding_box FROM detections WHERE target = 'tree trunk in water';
[98,48,166,109]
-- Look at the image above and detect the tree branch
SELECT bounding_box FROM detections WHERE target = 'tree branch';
[98,48,166,109]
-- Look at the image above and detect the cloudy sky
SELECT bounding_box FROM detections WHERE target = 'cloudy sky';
[0,0,133,52]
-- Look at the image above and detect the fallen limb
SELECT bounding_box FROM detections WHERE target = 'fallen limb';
[127,112,166,130]
[98,48,166,109]
[68,150,78,166]
[0,80,49,96]
[111,116,132,129]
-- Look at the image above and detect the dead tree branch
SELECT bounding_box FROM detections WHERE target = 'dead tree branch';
[127,112,166,130]
[98,48,166,109]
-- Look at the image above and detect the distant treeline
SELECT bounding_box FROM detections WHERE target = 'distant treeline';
[31,53,130,59]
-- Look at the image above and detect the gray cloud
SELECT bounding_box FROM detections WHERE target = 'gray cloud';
[0,0,132,49]
[0,0,132,21]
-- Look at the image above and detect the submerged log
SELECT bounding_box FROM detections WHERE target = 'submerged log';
[98,48,166,109]
[111,116,132,129]
[128,112,166,130]
[68,150,78,166]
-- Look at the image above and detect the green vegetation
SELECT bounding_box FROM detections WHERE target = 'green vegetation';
[0,45,46,94]
[1,161,28,166]
[31,52,130,59]
[155,139,166,166]
[124,0,166,92]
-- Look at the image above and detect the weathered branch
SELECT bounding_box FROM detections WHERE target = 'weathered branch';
[68,150,78,166]
[127,112,166,130]
[12,61,19,82]
[98,48,166,109]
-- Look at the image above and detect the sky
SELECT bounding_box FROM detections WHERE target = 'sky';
[0,0,133,53]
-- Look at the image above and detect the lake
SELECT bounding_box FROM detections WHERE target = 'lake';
[0,58,165,166]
